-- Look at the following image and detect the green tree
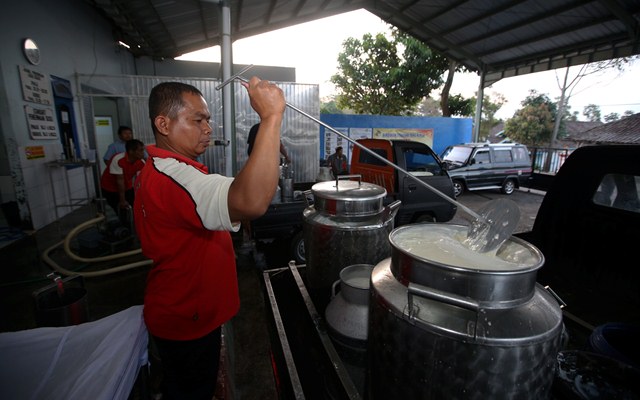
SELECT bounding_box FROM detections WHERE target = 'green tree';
[504,90,555,146]
[583,104,602,122]
[416,96,441,116]
[330,30,448,115]
[447,94,474,117]
[604,112,619,122]
[320,97,347,114]
[440,60,469,116]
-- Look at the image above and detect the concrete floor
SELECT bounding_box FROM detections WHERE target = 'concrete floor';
[0,203,278,399]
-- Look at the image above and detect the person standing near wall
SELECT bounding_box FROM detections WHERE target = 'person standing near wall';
[327,146,348,176]
[134,78,285,399]
[103,125,133,165]
[247,122,290,163]
[100,139,145,222]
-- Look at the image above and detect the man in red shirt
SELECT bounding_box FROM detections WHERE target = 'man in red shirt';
[134,79,284,399]
[100,139,145,221]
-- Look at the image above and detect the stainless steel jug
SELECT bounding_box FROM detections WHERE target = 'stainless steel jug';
[368,223,564,399]
[304,176,400,312]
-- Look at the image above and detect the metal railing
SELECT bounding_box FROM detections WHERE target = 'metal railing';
[530,147,573,175]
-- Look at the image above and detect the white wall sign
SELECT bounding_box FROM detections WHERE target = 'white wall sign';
[25,105,58,139]
[324,127,349,160]
[19,65,53,106]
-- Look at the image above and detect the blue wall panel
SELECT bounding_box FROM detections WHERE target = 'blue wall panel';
[318,114,472,159]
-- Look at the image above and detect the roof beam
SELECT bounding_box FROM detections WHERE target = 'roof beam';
[436,0,528,37]
[597,0,640,41]
[475,15,622,59]
[456,0,590,47]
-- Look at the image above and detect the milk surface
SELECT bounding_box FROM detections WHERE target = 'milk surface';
[391,225,538,271]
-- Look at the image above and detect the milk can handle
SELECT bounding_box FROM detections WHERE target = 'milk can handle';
[331,279,341,298]
[383,200,402,221]
[302,190,314,207]
[336,174,362,187]
[408,282,480,312]
[543,285,567,309]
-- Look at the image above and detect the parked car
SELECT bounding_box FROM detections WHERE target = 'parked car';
[441,143,532,197]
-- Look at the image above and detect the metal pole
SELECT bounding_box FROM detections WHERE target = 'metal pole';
[218,0,234,176]
[473,71,485,142]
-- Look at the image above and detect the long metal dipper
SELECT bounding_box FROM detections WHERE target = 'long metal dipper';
[217,68,520,252]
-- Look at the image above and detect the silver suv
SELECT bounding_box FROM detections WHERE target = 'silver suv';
[441,143,532,197]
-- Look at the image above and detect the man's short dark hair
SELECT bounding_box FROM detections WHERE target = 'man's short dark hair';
[118,126,132,136]
[336,146,343,152]
[148,82,204,134]
[126,139,144,153]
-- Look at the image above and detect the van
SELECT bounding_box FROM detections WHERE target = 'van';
[441,143,532,197]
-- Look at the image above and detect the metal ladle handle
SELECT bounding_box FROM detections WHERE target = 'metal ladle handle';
[217,74,483,222]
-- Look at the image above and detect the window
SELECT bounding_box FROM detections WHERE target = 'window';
[473,150,490,164]
[513,147,529,162]
[404,148,442,176]
[593,174,640,213]
[442,146,472,164]
[494,149,513,163]
[358,148,387,166]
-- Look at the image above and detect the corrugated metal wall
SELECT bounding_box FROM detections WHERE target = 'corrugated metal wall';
[77,74,319,182]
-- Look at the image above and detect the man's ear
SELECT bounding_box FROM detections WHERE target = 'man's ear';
[154,116,170,136]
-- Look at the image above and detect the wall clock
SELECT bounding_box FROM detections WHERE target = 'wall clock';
[23,38,41,65]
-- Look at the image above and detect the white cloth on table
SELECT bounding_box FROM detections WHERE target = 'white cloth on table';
[0,305,147,400]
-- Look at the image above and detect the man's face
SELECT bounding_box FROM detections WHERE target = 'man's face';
[165,92,212,159]
[119,129,133,142]
[132,146,145,161]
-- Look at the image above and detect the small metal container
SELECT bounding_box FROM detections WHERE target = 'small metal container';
[325,264,374,344]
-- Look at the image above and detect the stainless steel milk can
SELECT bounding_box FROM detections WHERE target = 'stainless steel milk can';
[367,223,564,400]
[304,176,400,312]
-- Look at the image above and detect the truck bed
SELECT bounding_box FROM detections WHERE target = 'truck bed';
[260,145,640,399]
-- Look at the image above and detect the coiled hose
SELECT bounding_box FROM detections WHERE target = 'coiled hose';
[41,213,152,277]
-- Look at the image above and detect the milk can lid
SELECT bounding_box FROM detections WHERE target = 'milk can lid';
[311,179,386,201]
[311,178,387,216]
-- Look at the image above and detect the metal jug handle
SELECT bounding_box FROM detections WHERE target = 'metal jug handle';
[331,279,341,298]
[382,200,402,221]
[336,174,362,187]
[302,190,314,207]
[407,282,480,314]
[543,285,567,309]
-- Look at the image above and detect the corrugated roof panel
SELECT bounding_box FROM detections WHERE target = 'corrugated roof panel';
[92,0,640,83]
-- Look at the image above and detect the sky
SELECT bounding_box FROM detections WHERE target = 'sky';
[177,9,640,121]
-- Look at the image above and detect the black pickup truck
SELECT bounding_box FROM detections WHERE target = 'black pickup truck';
[261,144,640,399]
[250,139,457,264]
[249,183,312,264]
[516,145,640,348]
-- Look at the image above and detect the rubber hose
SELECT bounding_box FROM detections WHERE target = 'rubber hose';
[63,213,143,263]
[42,239,152,277]
[40,213,152,277]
